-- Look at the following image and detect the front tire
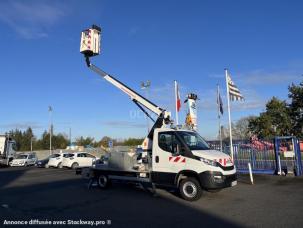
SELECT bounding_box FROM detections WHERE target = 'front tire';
[58,162,62,169]
[179,177,202,201]
[98,175,109,189]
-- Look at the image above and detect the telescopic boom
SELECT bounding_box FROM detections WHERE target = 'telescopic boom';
[80,25,171,139]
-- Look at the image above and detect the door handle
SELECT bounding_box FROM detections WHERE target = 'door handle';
[155,156,159,163]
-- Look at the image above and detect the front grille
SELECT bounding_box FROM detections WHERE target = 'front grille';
[217,163,235,171]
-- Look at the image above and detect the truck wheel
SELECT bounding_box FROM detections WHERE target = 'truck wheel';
[98,175,109,189]
[24,162,28,167]
[58,162,62,169]
[71,162,79,169]
[45,164,49,169]
[179,177,202,201]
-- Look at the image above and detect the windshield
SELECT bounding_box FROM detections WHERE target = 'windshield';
[16,155,28,159]
[177,131,210,150]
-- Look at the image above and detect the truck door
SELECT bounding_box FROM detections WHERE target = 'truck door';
[152,131,186,186]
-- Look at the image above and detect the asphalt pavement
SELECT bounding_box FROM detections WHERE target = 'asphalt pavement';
[0,167,303,227]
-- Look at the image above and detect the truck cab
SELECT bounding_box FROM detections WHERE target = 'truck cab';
[0,135,17,166]
[150,128,236,200]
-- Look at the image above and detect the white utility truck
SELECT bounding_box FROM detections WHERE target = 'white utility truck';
[80,25,237,201]
[0,135,16,166]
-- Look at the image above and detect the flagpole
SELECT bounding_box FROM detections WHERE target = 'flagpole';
[217,84,222,152]
[225,69,234,161]
[174,80,179,125]
[49,106,52,156]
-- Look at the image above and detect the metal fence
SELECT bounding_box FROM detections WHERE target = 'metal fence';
[208,140,277,174]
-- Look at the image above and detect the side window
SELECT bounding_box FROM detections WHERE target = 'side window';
[12,143,17,151]
[158,132,186,155]
[158,132,173,153]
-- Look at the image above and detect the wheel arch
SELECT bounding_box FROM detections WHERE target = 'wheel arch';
[175,170,200,187]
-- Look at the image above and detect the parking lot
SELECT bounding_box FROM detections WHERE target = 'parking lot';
[0,167,303,227]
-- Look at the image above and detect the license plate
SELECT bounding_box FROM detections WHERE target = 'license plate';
[231,181,237,187]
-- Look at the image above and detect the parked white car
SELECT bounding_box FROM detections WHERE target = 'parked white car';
[47,153,70,168]
[62,152,96,169]
[11,153,38,167]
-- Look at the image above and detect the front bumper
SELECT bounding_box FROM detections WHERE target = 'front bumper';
[199,171,237,190]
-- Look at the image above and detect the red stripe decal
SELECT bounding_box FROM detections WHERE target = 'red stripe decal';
[181,158,186,163]
[219,159,222,164]
[174,157,181,162]
[169,157,173,161]
[224,159,226,166]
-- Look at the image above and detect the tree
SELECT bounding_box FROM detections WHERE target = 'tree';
[248,97,291,139]
[52,134,69,149]
[288,81,303,138]
[123,138,144,146]
[35,131,69,150]
[233,116,255,140]
[75,136,95,146]
[99,136,114,148]
[7,129,23,151]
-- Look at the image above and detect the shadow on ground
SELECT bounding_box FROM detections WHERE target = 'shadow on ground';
[0,168,240,228]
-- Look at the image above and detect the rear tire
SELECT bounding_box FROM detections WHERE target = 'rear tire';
[179,177,202,201]
[71,162,79,169]
[98,175,109,189]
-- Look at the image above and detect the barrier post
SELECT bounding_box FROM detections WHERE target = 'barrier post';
[248,162,254,185]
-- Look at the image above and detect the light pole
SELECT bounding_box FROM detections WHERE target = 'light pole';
[48,106,53,155]
[141,80,151,133]
[69,127,72,147]
[30,136,35,152]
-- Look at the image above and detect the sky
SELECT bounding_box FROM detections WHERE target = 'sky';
[0,0,302,141]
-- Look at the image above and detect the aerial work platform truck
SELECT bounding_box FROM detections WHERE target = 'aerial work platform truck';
[79,25,237,201]
[0,135,16,166]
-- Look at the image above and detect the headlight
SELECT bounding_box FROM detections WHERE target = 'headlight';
[200,157,217,167]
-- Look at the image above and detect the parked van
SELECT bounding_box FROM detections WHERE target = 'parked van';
[11,153,37,167]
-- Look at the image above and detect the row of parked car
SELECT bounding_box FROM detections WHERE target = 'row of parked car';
[10,151,97,169]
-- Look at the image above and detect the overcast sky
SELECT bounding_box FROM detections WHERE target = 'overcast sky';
[0,0,302,140]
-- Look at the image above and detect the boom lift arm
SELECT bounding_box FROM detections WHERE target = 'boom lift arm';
[80,25,171,145]
[84,57,171,139]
